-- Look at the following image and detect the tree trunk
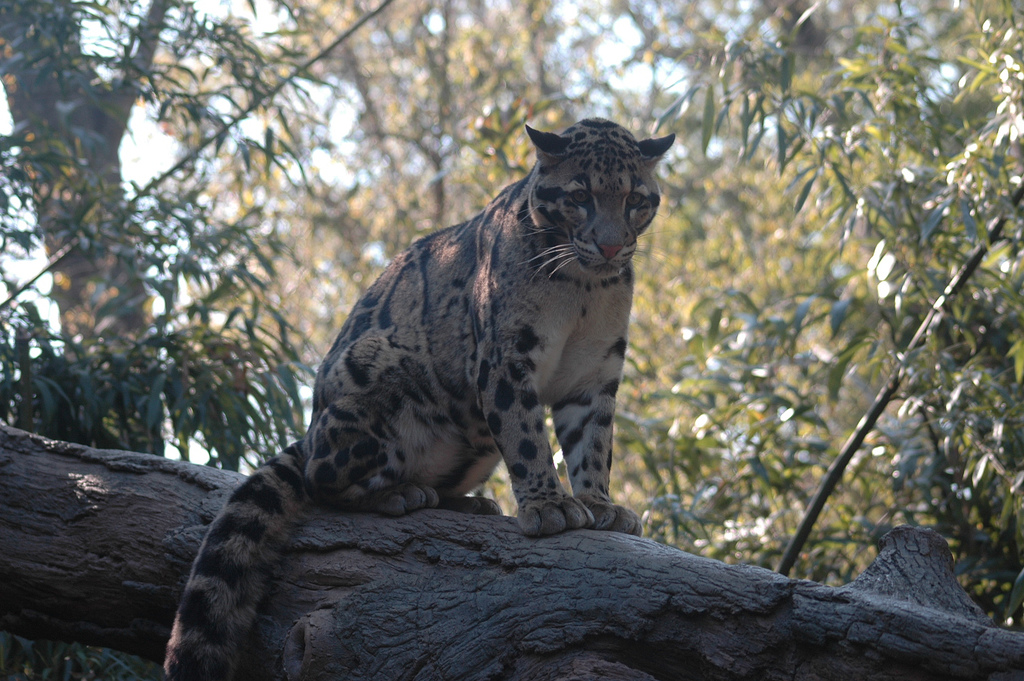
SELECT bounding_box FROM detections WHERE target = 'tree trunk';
[0,423,1021,681]
[0,0,169,339]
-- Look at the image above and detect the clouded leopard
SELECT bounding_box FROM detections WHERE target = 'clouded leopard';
[164,118,674,680]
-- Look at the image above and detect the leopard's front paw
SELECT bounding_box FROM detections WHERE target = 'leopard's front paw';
[577,495,642,536]
[370,483,440,516]
[517,495,594,536]
[438,495,503,516]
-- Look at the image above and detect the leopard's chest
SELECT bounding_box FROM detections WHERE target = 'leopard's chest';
[532,280,633,404]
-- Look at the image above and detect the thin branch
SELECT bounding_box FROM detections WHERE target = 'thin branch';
[777,181,1024,576]
[0,0,399,315]
[129,0,398,204]
[0,239,78,313]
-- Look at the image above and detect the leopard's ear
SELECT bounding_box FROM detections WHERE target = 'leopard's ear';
[638,133,675,161]
[525,124,571,161]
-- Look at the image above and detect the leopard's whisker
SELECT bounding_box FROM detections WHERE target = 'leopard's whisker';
[521,244,574,266]
[548,254,577,278]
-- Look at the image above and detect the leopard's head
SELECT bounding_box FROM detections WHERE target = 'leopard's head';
[525,118,674,275]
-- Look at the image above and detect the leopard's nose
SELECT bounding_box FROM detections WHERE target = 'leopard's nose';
[598,243,623,260]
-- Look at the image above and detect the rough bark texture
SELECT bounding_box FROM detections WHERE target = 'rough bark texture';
[0,423,1022,680]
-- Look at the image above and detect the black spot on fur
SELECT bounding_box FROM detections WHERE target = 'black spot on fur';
[344,354,371,387]
[334,447,350,468]
[552,393,592,411]
[521,390,539,411]
[518,439,538,460]
[193,548,244,589]
[351,439,380,461]
[176,588,227,645]
[231,478,283,515]
[347,311,373,340]
[510,463,528,479]
[329,405,359,422]
[563,427,584,451]
[378,292,393,329]
[608,338,627,358]
[312,437,331,460]
[508,361,526,382]
[487,411,502,436]
[601,380,619,397]
[478,359,491,391]
[313,464,337,486]
[206,514,266,545]
[495,379,515,411]
[516,325,540,354]
[596,413,613,428]
[268,459,304,499]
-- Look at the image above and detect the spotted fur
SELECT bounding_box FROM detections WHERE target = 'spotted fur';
[164,118,674,680]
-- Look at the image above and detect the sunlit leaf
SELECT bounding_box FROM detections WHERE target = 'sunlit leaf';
[920,196,953,242]
[702,84,716,156]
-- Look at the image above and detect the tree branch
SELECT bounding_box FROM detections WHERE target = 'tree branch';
[0,423,1021,680]
[778,181,1024,575]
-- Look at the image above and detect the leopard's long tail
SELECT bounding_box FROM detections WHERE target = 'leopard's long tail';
[164,442,308,681]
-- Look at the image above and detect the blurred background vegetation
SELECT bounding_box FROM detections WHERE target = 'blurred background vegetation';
[1,0,1022,675]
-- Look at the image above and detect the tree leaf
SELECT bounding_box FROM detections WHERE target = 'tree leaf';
[920,196,953,242]
[702,83,716,156]
[1007,566,1024,622]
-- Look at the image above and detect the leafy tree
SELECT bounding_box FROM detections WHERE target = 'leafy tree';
[0,0,312,465]
[1,1,321,673]
[617,0,1023,624]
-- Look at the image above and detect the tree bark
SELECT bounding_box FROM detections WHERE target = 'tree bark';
[0,423,1022,681]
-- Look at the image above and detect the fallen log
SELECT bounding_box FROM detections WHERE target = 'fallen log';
[0,423,1021,680]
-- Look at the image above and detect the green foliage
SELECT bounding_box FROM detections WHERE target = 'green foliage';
[0,632,161,680]
[615,0,1023,624]
[0,0,317,465]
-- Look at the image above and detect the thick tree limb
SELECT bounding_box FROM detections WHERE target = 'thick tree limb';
[0,423,1022,680]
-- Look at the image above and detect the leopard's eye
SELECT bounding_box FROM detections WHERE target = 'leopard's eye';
[626,192,646,206]
[569,189,590,204]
